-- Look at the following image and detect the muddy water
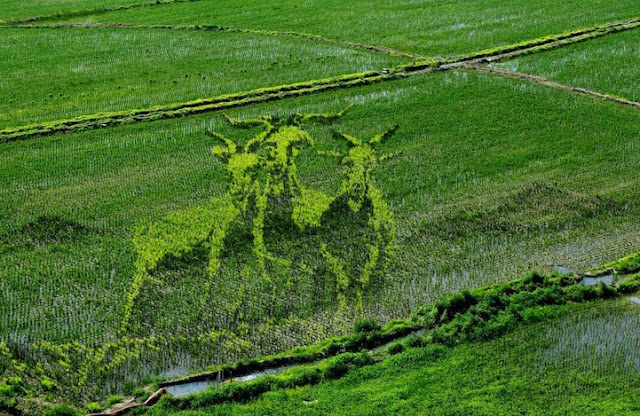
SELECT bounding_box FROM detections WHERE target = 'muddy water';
[165,364,299,397]
[164,329,427,397]
[372,329,426,352]
[165,379,219,397]
[582,275,615,286]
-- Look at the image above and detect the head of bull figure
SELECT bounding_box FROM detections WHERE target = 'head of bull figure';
[330,125,399,212]
[208,106,353,202]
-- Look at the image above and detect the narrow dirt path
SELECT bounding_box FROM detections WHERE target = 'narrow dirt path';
[462,63,640,111]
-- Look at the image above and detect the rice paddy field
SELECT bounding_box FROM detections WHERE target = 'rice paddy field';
[492,29,640,102]
[147,300,640,415]
[66,0,639,57]
[1,1,639,415]
[1,0,141,22]
[0,28,403,127]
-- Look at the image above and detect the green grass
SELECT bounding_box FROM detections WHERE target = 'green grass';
[70,0,640,57]
[2,71,640,369]
[152,299,640,415]
[0,27,403,129]
[492,29,640,102]
[0,0,196,23]
[0,0,138,21]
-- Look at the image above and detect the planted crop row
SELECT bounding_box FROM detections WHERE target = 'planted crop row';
[59,0,640,59]
[463,63,640,111]
[2,16,639,143]
[432,16,640,68]
[469,18,640,64]
[0,0,200,25]
[0,71,399,143]
[490,27,640,103]
[8,22,424,60]
[0,27,404,130]
[4,70,640,413]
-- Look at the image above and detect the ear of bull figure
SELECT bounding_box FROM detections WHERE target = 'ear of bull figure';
[332,130,361,147]
[205,130,237,161]
[289,105,353,125]
[223,113,274,129]
[369,125,399,146]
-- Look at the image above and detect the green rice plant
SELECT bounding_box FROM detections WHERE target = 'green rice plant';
[176,300,640,416]
[8,22,423,60]
[123,106,397,336]
[66,0,640,58]
[3,71,640,410]
[0,0,198,24]
[492,28,640,102]
[0,27,404,131]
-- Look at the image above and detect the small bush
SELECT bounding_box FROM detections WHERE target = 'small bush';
[283,367,322,387]
[45,404,79,416]
[323,352,373,380]
[86,402,101,412]
[565,284,599,302]
[597,282,617,298]
[432,290,478,324]
[106,395,124,407]
[618,275,640,294]
[354,318,381,334]
[387,342,404,355]
[133,387,150,401]
[324,358,349,379]
[406,336,428,348]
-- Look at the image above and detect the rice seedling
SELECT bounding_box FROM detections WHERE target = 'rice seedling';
[492,28,640,102]
[2,1,640,413]
[0,27,404,129]
[0,0,196,24]
[2,73,640,402]
[67,0,640,57]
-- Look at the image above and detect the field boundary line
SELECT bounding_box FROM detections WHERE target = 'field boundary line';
[440,17,640,67]
[462,63,640,111]
[0,0,200,25]
[0,71,412,143]
[6,22,425,60]
[2,17,639,143]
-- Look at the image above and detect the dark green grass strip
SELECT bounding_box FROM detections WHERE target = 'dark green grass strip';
[2,16,639,143]
[8,22,425,60]
[0,0,200,25]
